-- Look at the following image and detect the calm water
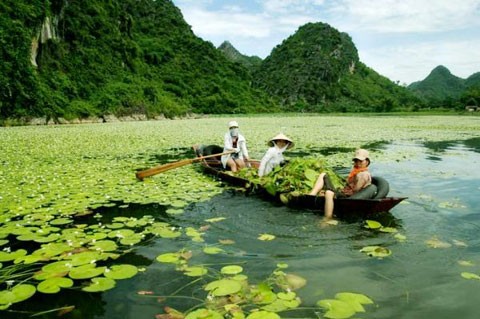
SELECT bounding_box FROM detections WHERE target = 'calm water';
[5,139,480,319]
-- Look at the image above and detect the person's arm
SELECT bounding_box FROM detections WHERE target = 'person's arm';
[258,148,274,177]
[353,172,371,192]
[239,136,249,160]
[223,134,237,152]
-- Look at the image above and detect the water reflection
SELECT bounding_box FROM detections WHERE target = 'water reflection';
[463,137,480,153]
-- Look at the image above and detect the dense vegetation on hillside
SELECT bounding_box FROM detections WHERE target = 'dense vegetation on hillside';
[218,41,262,71]
[253,23,419,112]
[1,0,477,124]
[408,66,480,110]
[0,0,277,122]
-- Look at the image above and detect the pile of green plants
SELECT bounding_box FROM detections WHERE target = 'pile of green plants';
[237,158,345,197]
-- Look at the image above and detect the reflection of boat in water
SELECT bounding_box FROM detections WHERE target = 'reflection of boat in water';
[194,145,407,218]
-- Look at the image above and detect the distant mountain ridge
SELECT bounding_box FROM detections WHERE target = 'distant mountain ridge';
[408,65,465,100]
[408,65,480,106]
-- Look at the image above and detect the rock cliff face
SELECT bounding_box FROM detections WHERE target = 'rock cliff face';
[217,41,262,71]
[31,16,58,66]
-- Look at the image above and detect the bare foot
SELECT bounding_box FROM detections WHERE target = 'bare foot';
[318,218,338,228]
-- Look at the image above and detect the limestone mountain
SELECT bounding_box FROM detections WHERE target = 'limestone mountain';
[465,72,480,89]
[253,22,418,112]
[217,41,262,71]
[408,65,466,101]
[406,66,480,109]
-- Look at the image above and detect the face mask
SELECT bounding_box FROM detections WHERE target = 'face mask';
[230,128,239,137]
[274,142,288,153]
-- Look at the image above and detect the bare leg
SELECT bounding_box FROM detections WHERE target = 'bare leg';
[309,173,326,195]
[234,159,246,170]
[324,190,334,219]
[227,158,238,172]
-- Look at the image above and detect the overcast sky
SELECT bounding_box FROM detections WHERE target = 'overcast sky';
[171,0,480,85]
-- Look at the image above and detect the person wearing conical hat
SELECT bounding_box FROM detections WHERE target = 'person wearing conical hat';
[258,133,294,177]
[221,120,250,172]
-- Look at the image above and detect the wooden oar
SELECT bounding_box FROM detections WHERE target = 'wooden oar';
[135,150,234,180]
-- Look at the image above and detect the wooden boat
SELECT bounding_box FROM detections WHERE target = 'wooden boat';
[194,145,407,218]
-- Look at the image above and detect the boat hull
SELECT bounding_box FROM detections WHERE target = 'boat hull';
[197,157,406,218]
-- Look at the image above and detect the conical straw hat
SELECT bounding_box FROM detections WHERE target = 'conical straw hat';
[268,133,294,149]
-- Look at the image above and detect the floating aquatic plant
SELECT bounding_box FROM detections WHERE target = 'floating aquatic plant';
[317,292,374,319]
[461,272,480,280]
[258,233,276,241]
[360,246,392,258]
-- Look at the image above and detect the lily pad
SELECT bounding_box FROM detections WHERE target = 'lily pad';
[185,308,223,319]
[90,240,118,252]
[67,251,107,266]
[0,249,27,262]
[221,265,243,275]
[203,246,224,254]
[107,229,135,239]
[364,220,382,229]
[379,227,397,233]
[149,226,181,238]
[69,264,107,279]
[104,264,138,280]
[205,217,226,223]
[262,298,299,312]
[246,311,280,319]
[82,277,116,292]
[360,246,392,258]
[119,233,144,246]
[49,218,74,226]
[276,273,307,291]
[183,266,208,277]
[335,292,373,312]
[37,277,74,294]
[34,261,72,280]
[278,291,296,301]
[425,237,452,248]
[0,284,36,307]
[204,279,242,296]
[317,299,356,319]
[156,252,180,263]
[258,234,275,241]
[461,272,480,280]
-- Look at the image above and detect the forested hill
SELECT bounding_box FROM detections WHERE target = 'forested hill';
[253,22,418,112]
[408,66,480,108]
[217,41,262,71]
[0,0,277,122]
[2,0,421,123]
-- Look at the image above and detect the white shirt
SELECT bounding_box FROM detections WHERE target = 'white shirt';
[258,146,286,177]
[221,133,249,168]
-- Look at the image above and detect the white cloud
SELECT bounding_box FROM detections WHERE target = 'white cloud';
[361,39,480,84]
[332,0,480,33]
[172,0,480,83]
[180,8,271,38]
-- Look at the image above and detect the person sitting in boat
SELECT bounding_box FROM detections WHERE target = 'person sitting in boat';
[309,149,375,220]
[221,120,250,172]
[258,133,294,177]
